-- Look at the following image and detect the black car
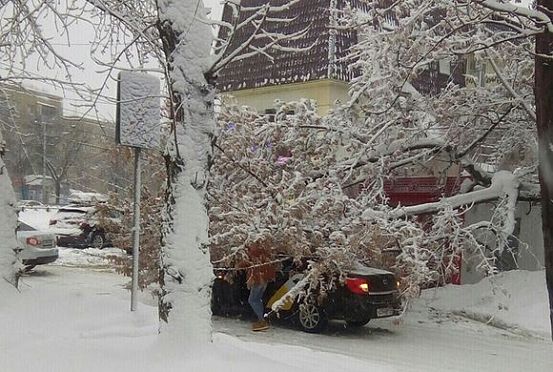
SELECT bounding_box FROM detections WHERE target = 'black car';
[211,258,402,333]
[49,205,122,249]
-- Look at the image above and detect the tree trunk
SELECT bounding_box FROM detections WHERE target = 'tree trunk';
[0,132,20,287]
[156,0,215,343]
[535,0,553,341]
[55,180,61,205]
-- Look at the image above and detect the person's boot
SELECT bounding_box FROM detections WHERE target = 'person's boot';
[251,319,269,331]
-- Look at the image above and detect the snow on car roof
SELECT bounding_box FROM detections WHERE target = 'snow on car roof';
[68,190,108,203]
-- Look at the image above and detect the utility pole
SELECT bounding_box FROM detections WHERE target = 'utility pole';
[535,0,553,341]
[41,117,47,204]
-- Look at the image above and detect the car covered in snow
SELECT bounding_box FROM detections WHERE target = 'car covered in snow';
[15,200,45,211]
[16,221,58,270]
[211,258,402,333]
[49,204,122,249]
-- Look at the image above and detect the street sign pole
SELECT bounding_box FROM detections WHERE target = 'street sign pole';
[116,71,160,312]
[130,147,141,312]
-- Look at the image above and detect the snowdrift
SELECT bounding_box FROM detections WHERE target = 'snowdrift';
[420,270,550,337]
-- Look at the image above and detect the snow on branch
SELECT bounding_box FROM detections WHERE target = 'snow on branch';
[474,0,553,33]
[210,0,312,75]
[270,272,312,313]
[363,171,520,221]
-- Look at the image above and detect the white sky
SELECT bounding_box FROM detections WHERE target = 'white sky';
[204,0,224,21]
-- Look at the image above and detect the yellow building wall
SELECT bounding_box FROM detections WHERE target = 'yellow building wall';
[465,54,499,87]
[221,79,349,115]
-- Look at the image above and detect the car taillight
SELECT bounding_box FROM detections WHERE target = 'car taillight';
[346,278,370,295]
[49,219,57,225]
[26,237,40,246]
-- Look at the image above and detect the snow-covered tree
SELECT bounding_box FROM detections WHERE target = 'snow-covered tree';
[337,1,538,279]
[0,131,20,286]
[2,0,313,340]
[208,1,553,326]
[342,0,552,338]
[209,99,491,299]
[81,0,311,340]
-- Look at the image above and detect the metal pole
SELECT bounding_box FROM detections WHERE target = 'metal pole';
[130,147,142,311]
[42,120,47,204]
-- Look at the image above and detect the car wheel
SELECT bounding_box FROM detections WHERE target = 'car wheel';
[91,233,105,249]
[297,300,328,333]
[24,265,36,272]
[346,318,371,328]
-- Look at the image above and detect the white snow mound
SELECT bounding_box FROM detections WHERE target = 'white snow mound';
[420,270,550,337]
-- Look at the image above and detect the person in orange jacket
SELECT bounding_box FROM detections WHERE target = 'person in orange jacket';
[239,240,277,331]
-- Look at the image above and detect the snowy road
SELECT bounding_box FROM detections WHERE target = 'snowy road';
[215,314,552,372]
[8,265,553,372]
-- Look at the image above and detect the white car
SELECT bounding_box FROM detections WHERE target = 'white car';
[16,221,59,270]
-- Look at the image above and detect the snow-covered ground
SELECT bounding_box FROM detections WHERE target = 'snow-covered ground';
[0,266,392,372]
[53,247,127,268]
[1,247,551,372]
[216,271,553,372]
[419,270,550,338]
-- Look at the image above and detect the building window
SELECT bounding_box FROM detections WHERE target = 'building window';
[438,59,451,75]
[264,108,276,122]
[38,103,58,124]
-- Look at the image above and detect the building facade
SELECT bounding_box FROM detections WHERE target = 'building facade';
[0,84,123,204]
[216,0,364,115]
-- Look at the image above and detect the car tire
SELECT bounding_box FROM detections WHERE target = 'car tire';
[90,233,105,249]
[24,265,36,272]
[296,300,328,333]
[346,318,371,328]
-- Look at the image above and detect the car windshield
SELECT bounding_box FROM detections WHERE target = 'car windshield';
[57,209,88,218]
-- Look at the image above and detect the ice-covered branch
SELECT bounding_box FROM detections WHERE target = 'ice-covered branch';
[270,272,313,313]
[363,171,520,220]
[474,0,553,33]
